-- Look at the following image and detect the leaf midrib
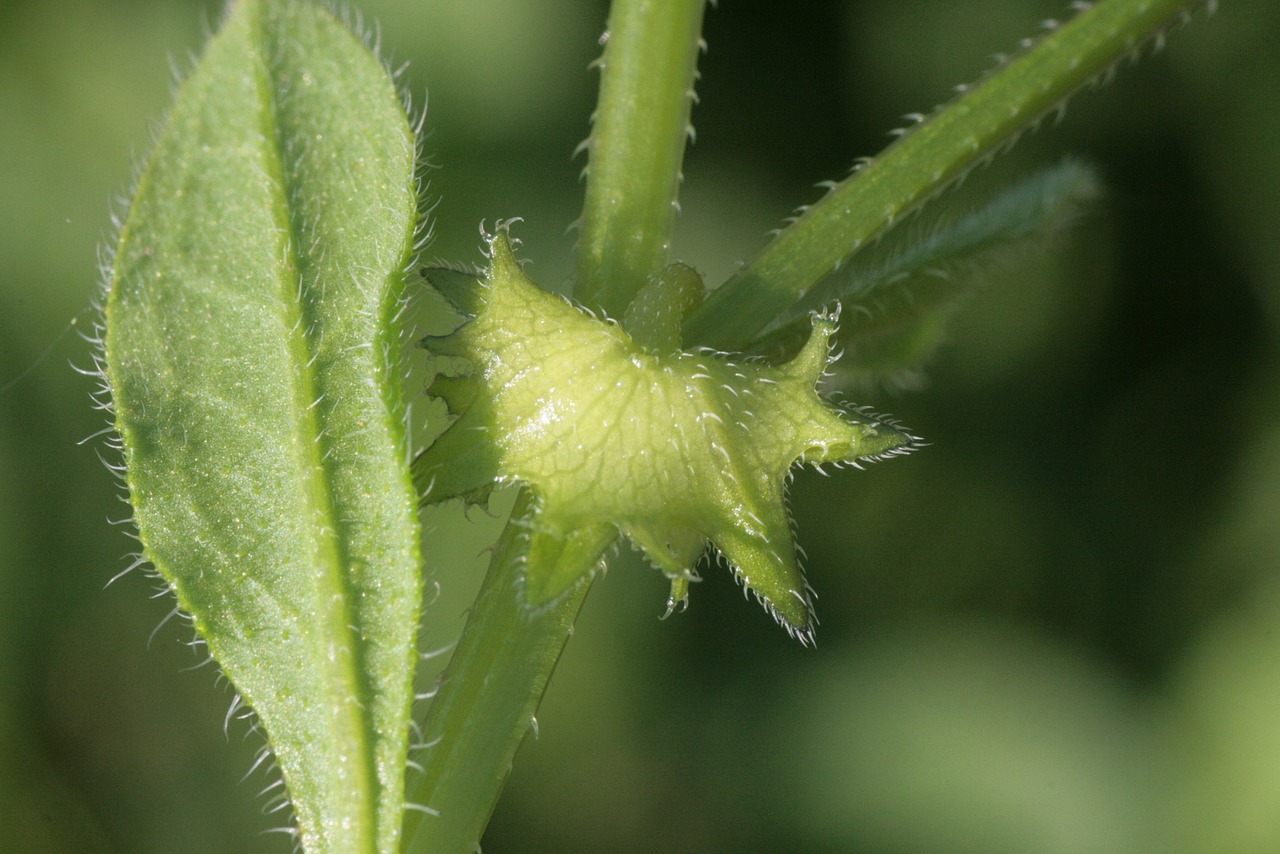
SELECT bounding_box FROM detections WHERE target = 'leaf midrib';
[250,5,378,843]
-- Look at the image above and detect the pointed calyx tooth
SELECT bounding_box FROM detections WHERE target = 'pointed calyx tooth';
[413,225,919,642]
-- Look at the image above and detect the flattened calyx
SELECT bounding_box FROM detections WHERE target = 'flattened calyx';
[415,227,918,644]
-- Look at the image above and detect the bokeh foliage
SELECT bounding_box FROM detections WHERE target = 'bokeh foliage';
[2,0,1278,851]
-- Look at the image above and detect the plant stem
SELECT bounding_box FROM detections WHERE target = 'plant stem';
[682,0,1207,352]
[575,0,706,316]
[405,3,706,850]
[401,491,598,853]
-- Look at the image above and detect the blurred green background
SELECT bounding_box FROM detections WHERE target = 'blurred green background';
[3,0,1279,851]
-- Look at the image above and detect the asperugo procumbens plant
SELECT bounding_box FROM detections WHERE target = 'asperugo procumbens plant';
[95,0,1212,851]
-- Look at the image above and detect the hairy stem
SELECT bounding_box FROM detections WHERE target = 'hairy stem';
[575,0,706,317]
[402,491,601,852]
[406,2,706,849]
[683,0,1208,352]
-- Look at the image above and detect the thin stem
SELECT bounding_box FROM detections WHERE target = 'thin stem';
[401,492,599,853]
[404,4,707,850]
[575,0,707,317]
[683,0,1207,352]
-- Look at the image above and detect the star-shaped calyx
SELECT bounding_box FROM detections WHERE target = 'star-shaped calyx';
[415,228,918,644]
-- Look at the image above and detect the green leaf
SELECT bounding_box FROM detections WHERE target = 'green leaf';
[102,2,421,851]
[416,231,918,641]
[684,0,1206,352]
[752,159,1102,386]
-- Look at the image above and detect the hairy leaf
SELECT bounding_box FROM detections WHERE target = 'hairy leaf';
[102,2,421,850]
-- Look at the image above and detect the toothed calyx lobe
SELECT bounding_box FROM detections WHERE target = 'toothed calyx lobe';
[416,230,916,642]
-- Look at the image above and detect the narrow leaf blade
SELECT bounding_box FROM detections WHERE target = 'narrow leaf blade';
[103,2,421,851]
[751,160,1102,384]
[683,0,1207,351]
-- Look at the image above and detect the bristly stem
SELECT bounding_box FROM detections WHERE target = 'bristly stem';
[682,0,1209,353]
[401,492,599,853]
[575,0,707,317]
[404,4,707,851]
